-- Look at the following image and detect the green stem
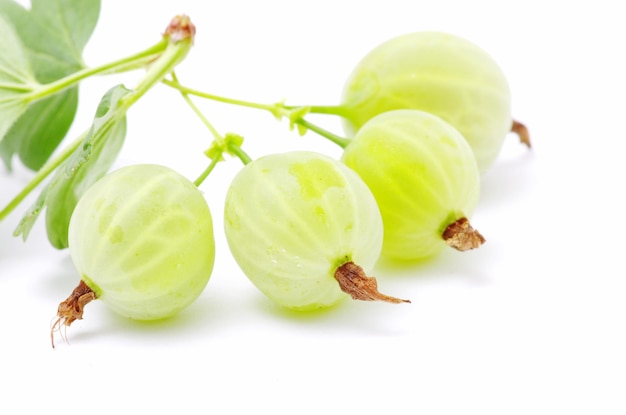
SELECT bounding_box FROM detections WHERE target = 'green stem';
[161,79,274,113]
[0,132,84,221]
[170,72,223,144]
[170,71,225,187]
[1,19,195,222]
[227,142,252,165]
[162,79,351,149]
[193,156,220,187]
[118,34,192,112]
[192,144,250,187]
[289,104,350,118]
[24,39,169,103]
[294,118,350,148]
[168,71,252,187]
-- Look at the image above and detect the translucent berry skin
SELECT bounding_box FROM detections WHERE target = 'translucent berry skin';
[68,164,215,320]
[341,109,480,261]
[223,151,383,311]
[341,31,512,172]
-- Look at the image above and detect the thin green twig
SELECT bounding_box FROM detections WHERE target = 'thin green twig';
[162,78,351,149]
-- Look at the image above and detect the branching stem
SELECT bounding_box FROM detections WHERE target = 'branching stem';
[1,16,195,223]
[169,71,252,187]
[161,78,273,113]
[161,79,351,149]
[25,39,169,103]
[170,72,223,145]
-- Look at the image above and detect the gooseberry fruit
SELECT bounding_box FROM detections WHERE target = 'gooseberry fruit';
[52,164,215,346]
[223,150,409,310]
[342,109,484,261]
[340,31,529,172]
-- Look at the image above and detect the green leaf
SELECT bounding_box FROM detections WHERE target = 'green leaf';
[0,12,37,145]
[0,0,100,81]
[0,89,78,170]
[0,0,101,170]
[14,85,130,248]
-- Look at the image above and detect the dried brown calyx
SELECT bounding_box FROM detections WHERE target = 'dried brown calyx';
[443,217,486,251]
[512,120,531,148]
[50,280,96,348]
[164,15,196,43]
[334,261,410,304]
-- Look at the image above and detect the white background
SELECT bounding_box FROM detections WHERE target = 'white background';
[1,1,624,413]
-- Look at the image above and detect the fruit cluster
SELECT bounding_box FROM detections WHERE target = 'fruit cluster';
[0,6,529,346]
[51,30,529,346]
